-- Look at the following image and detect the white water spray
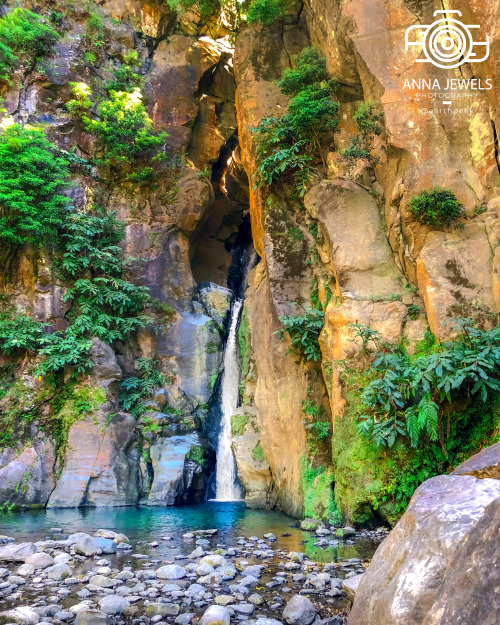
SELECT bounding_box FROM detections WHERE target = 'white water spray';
[214,299,243,501]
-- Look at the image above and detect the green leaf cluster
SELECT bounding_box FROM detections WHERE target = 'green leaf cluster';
[408,186,464,228]
[276,305,325,362]
[339,101,384,169]
[120,357,165,418]
[0,124,70,276]
[253,47,339,196]
[0,8,59,83]
[358,321,500,450]
[247,0,287,25]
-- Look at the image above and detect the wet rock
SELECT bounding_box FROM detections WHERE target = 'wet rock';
[199,605,231,625]
[300,520,321,531]
[45,563,72,580]
[0,542,37,562]
[74,536,102,557]
[282,595,316,625]
[74,609,108,625]
[25,553,54,569]
[0,606,41,624]
[342,574,363,602]
[145,604,180,617]
[156,564,187,580]
[93,530,129,544]
[93,538,117,554]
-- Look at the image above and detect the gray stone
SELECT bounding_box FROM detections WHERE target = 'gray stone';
[145,604,180,617]
[451,442,500,480]
[89,575,114,588]
[46,563,73,581]
[233,603,254,614]
[156,564,186,580]
[74,609,108,625]
[74,536,101,557]
[175,613,195,625]
[93,538,116,554]
[0,542,37,562]
[25,553,54,569]
[0,606,40,624]
[17,563,35,576]
[282,595,316,625]
[348,475,500,625]
[300,519,321,531]
[98,596,129,615]
[241,565,263,578]
[199,605,230,625]
[342,574,364,602]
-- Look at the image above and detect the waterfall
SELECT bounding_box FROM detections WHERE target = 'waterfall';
[214,298,244,501]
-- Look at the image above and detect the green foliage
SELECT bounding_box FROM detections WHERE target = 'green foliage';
[277,306,325,362]
[0,123,70,277]
[186,444,206,467]
[340,101,384,171]
[231,412,250,436]
[407,304,420,321]
[301,458,341,524]
[82,12,105,65]
[0,315,49,357]
[253,47,338,196]
[120,357,165,418]
[251,441,265,463]
[349,323,382,353]
[0,8,59,83]
[83,88,167,179]
[358,321,500,451]
[66,82,92,119]
[247,0,287,25]
[408,187,464,227]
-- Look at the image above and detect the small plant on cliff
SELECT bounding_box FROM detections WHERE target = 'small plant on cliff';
[339,101,384,173]
[276,305,325,362]
[246,0,288,25]
[408,187,464,228]
[0,123,71,281]
[120,357,166,418]
[0,8,59,83]
[358,320,500,452]
[253,47,339,196]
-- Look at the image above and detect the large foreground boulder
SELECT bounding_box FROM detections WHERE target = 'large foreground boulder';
[348,445,500,625]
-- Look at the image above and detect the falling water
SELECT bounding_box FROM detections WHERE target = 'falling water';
[214,299,244,501]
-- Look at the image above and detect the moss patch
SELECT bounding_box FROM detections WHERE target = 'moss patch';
[186,444,206,467]
[251,441,265,463]
[231,413,250,436]
[301,457,341,524]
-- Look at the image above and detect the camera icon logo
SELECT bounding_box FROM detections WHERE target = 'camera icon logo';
[405,10,489,69]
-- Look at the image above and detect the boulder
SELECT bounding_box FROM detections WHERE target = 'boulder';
[145,603,180,617]
[25,552,54,569]
[421,498,500,625]
[0,542,37,562]
[282,595,316,625]
[300,519,321,531]
[197,283,233,330]
[45,563,72,580]
[156,564,187,580]
[0,606,40,624]
[147,434,206,506]
[342,574,364,602]
[74,536,102,557]
[451,442,500,480]
[74,610,108,625]
[347,474,500,625]
[199,605,231,625]
[98,596,129,616]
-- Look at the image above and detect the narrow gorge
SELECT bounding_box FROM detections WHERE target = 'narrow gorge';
[0,1,499,624]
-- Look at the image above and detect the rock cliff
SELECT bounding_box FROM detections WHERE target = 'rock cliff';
[0,0,499,534]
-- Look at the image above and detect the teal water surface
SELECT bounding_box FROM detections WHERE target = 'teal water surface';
[0,502,377,563]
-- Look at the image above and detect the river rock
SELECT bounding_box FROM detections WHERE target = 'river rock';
[145,603,180,617]
[347,474,500,625]
[89,574,114,588]
[46,563,73,580]
[74,609,108,625]
[74,536,102,557]
[0,542,37,562]
[0,606,40,624]
[17,563,35,576]
[300,519,321,531]
[98,596,129,615]
[199,605,231,625]
[25,552,54,569]
[342,574,363,601]
[94,529,129,544]
[156,564,187,579]
[93,537,117,554]
[282,595,316,625]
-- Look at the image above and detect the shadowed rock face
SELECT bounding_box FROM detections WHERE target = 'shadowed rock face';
[347,444,500,625]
